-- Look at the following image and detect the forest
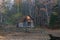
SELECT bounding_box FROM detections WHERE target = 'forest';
[0,0,60,27]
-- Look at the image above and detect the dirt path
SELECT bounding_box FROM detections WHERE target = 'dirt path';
[0,28,60,40]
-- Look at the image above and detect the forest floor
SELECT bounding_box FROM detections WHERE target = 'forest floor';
[0,27,60,40]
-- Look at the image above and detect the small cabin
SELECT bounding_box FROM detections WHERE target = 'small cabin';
[18,16,34,28]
